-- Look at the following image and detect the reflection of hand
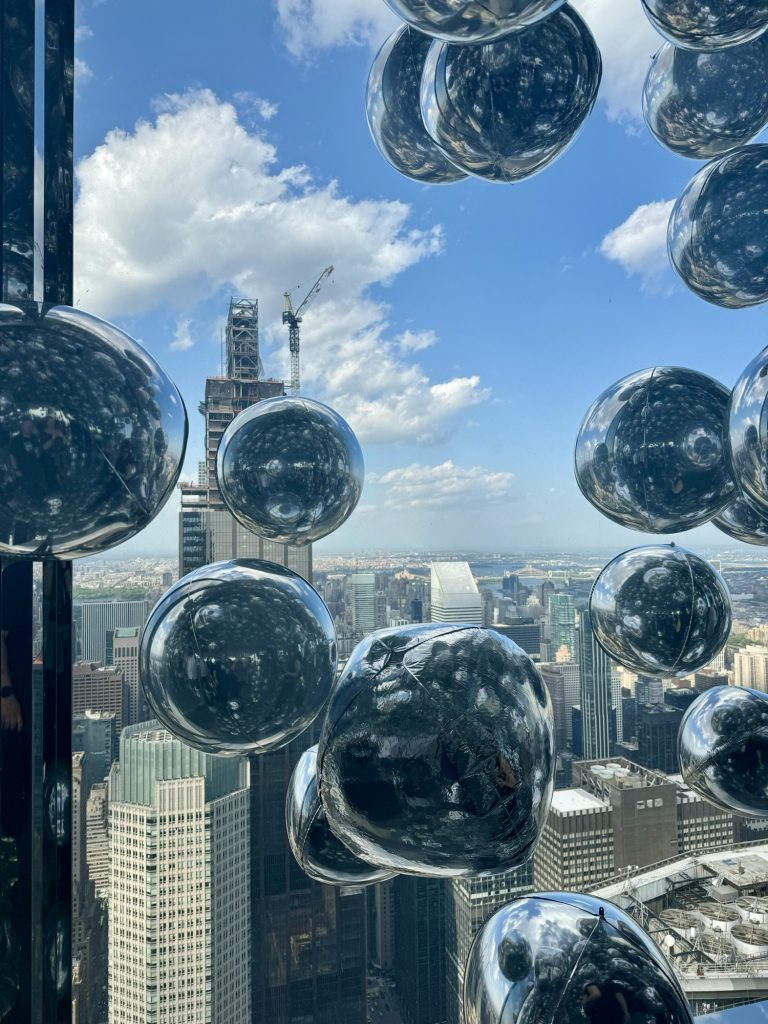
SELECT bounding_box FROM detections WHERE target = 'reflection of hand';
[1,693,22,731]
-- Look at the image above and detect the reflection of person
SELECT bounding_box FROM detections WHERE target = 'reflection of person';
[8,417,45,499]
[0,628,22,730]
[40,415,69,492]
[580,982,629,1024]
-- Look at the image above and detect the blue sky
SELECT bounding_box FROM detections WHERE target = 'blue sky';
[71,0,768,556]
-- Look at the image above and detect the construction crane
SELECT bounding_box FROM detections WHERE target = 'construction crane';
[282,265,334,397]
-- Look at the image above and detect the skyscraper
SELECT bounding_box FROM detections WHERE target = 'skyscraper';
[108,722,251,1024]
[394,877,447,1024]
[75,598,150,665]
[72,710,119,795]
[110,626,141,725]
[549,593,576,660]
[72,662,128,734]
[430,562,482,624]
[577,609,617,760]
[349,572,376,636]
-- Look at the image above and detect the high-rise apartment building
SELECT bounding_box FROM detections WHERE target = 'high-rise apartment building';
[577,609,615,759]
[549,593,577,660]
[110,627,142,725]
[75,598,150,665]
[108,722,251,1024]
[430,562,482,624]
[734,645,768,691]
[73,662,128,734]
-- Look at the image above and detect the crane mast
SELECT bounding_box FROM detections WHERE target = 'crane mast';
[282,265,334,397]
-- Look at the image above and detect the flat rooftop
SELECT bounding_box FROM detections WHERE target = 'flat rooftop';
[551,788,608,814]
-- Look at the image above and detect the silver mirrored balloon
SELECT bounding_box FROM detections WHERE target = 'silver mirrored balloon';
[0,304,187,558]
[668,145,768,308]
[217,396,364,546]
[590,544,732,678]
[575,366,735,533]
[140,559,337,756]
[641,0,768,51]
[679,685,768,817]
[420,5,602,183]
[367,25,468,183]
[318,624,554,878]
[729,345,768,513]
[382,0,566,42]
[713,490,768,544]
[286,745,396,886]
[643,36,768,159]
[464,893,694,1024]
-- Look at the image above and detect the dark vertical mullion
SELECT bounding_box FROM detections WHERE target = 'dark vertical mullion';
[43,0,73,307]
[0,0,35,303]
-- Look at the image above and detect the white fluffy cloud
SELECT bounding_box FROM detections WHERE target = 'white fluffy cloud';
[169,318,195,352]
[275,0,396,56]
[74,90,485,444]
[600,198,674,288]
[369,460,515,509]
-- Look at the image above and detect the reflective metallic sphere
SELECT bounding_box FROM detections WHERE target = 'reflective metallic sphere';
[217,397,364,546]
[589,544,732,678]
[464,893,694,1024]
[680,686,768,817]
[286,746,396,887]
[729,345,768,513]
[140,560,337,756]
[0,303,187,558]
[382,0,566,42]
[318,624,555,878]
[420,6,602,183]
[641,0,768,51]
[367,25,468,183]
[575,367,735,533]
[713,491,768,545]
[668,145,768,309]
[643,36,768,159]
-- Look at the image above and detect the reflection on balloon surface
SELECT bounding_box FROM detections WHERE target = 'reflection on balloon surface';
[589,545,731,677]
[420,5,601,183]
[0,303,187,558]
[464,892,694,1024]
[668,145,768,309]
[575,366,734,533]
[318,624,554,877]
[367,25,467,183]
[641,0,768,51]
[643,36,768,159]
[141,560,337,756]
[217,397,364,546]
[729,346,768,514]
[713,491,768,545]
[286,746,396,886]
[680,686,768,817]
[382,0,566,42]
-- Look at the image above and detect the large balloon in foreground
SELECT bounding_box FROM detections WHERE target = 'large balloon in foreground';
[286,746,395,887]
[217,397,364,546]
[382,0,566,42]
[729,346,768,514]
[0,303,187,558]
[641,0,768,51]
[643,35,768,159]
[464,893,694,1024]
[366,25,468,184]
[668,145,768,309]
[318,624,554,878]
[713,491,768,545]
[679,686,768,817]
[575,366,734,533]
[140,560,337,756]
[589,545,732,677]
[420,5,602,183]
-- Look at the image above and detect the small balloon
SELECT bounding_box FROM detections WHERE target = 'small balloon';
[217,396,364,546]
[318,624,555,878]
[589,544,732,678]
[0,303,187,558]
[367,25,468,183]
[381,0,566,42]
[679,686,768,817]
[729,345,768,513]
[668,144,768,309]
[643,36,768,159]
[641,0,768,51]
[140,560,337,756]
[713,491,768,545]
[575,366,735,533]
[464,893,694,1024]
[420,5,602,183]
[286,746,396,887]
